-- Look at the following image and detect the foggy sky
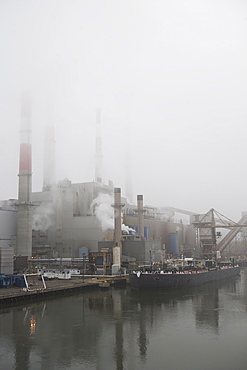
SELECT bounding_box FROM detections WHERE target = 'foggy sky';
[0,0,247,221]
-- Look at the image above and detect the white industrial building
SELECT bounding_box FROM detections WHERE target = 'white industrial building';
[0,200,16,274]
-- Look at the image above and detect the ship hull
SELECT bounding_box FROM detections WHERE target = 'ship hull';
[129,266,241,289]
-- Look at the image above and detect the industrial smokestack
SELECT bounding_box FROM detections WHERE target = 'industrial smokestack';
[125,147,133,204]
[137,194,145,239]
[113,188,124,266]
[16,92,33,258]
[43,125,55,191]
[95,108,103,184]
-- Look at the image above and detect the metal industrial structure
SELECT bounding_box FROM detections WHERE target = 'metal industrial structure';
[193,208,247,259]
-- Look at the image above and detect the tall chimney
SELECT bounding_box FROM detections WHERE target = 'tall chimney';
[16,92,33,258]
[95,108,103,183]
[113,188,124,266]
[43,125,55,191]
[125,148,133,204]
[137,195,145,239]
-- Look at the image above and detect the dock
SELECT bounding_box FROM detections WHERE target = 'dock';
[0,275,128,307]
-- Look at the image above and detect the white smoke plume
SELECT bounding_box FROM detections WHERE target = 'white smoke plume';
[90,193,136,234]
[32,202,55,232]
[121,223,136,235]
[90,193,114,232]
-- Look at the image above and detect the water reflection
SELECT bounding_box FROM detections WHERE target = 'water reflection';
[0,271,246,370]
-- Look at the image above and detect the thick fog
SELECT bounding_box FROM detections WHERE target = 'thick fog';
[0,0,247,221]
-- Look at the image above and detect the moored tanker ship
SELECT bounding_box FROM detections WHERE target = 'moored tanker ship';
[129,262,240,289]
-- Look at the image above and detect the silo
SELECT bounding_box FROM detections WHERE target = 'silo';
[168,233,179,255]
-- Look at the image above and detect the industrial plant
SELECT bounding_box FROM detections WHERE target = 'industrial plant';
[0,94,246,276]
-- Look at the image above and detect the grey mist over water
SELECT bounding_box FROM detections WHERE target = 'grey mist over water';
[1,270,247,370]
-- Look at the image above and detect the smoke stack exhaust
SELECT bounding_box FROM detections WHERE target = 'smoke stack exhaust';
[16,92,33,258]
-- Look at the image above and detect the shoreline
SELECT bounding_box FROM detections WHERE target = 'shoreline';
[0,275,127,308]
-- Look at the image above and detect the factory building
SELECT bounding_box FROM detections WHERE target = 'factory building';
[32,179,115,258]
[31,182,197,263]
[0,96,197,272]
[123,204,196,259]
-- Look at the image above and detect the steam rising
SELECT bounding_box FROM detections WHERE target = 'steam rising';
[32,202,55,232]
[90,193,114,231]
[121,223,136,235]
[90,193,136,234]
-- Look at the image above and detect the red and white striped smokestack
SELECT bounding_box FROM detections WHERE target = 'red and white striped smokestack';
[95,108,103,184]
[16,92,33,257]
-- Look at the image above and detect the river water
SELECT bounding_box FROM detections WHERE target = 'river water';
[1,269,247,370]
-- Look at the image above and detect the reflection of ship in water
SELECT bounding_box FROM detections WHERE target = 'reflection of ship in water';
[130,274,240,332]
[193,287,220,333]
[86,275,241,368]
[0,272,243,370]
[193,276,240,333]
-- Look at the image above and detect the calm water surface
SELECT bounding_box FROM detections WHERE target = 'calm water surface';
[1,269,247,370]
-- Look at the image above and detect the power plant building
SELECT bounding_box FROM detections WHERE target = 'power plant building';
[32,179,115,257]
[31,182,197,262]
[0,97,198,270]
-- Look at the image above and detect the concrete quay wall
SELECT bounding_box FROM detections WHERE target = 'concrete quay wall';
[0,276,127,308]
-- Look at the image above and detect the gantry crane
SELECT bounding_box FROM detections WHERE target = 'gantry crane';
[192,209,247,259]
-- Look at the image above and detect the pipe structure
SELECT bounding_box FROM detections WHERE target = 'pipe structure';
[16,93,33,258]
[217,214,247,253]
[95,108,103,184]
[43,125,55,191]
[136,195,145,239]
[113,188,124,265]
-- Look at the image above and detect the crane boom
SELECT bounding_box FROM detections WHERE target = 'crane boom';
[216,214,247,253]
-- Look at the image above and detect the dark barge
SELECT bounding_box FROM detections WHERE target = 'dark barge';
[129,265,241,289]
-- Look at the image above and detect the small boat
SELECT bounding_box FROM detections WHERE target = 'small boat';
[129,261,240,289]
